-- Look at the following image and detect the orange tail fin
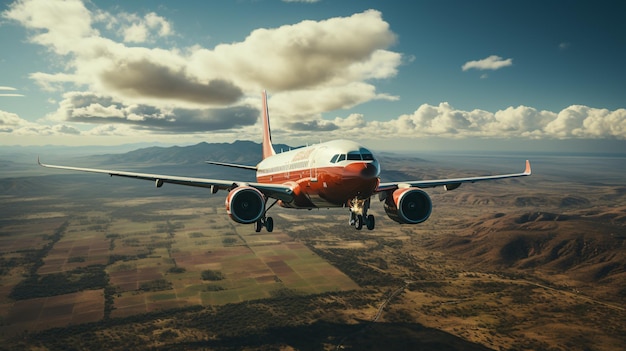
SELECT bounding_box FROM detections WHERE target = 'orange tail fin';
[261,90,276,159]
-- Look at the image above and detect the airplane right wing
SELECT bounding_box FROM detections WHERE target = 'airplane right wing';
[38,158,294,202]
[377,160,531,192]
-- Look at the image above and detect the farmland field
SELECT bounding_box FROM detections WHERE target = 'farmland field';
[0,153,624,350]
[0,192,359,334]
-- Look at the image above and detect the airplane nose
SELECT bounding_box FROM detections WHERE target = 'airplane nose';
[344,162,379,178]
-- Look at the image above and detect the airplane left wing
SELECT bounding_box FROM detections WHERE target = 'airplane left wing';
[377,160,531,192]
[37,158,294,202]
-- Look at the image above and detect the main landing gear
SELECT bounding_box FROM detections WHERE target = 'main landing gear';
[255,198,277,233]
[255,216,273,233]
[349,198,375,231]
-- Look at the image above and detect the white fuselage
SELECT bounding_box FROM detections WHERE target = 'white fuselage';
[255,139,380,208]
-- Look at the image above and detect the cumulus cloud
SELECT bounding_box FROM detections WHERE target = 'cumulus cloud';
[92,10,173,43]
[0,110,24,131]
[3,1,401,135]
[3,1,623,145]
[286,120,339,132]
[269,83,397,120]
[187,9,399,92]
[120,12,173,43]
[1,109,79,135]
[47,92,258,133]
[322,103,626,140]
[100,59,243,105]
[2,0,96,55]
[3,0,242,108]
[462,55,513,71]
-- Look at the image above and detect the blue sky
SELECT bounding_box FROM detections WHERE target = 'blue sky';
[1,0,625,152]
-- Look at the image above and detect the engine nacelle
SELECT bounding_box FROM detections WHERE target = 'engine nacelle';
[384,188,432,224]
[225,186,265,224]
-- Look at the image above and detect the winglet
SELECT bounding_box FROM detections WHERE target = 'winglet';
[261,90,276,160]
[524,160,532,175]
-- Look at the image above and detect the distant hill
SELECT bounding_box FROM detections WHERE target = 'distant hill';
[426,208,626,303]
[88,141,295,167]
[90,141,432,182]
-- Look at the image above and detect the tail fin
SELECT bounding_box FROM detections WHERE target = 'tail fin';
[261,90,276,159]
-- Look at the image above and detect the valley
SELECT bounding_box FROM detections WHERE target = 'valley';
[0,145,624,350]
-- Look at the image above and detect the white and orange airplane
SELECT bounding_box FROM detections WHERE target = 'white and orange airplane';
[39,91,531,232]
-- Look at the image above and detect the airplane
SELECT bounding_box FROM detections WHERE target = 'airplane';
[39,91,531,232]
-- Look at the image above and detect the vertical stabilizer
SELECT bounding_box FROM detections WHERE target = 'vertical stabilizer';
[261,90,276,159]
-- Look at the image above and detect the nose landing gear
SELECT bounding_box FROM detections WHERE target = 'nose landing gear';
[349,198,375,230]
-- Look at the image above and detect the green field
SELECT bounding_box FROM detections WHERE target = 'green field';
[0,194,358,333]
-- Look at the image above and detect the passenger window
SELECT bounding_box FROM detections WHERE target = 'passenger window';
[330,154,339,163]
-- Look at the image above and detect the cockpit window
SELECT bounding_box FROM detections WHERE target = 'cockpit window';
[347,151,362,160]
[360,148,374,160]
[362,154,374,160]
[332,149,375,163]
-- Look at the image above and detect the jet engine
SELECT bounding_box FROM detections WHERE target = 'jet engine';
[383,188,432,224]
[225,186,265,224]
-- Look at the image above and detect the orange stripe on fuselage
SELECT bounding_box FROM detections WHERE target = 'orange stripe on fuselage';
[256,164,379,208]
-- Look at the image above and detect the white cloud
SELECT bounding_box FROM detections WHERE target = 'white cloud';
[313,104,626,141]
[270,83,397,120]
[3,1,624,145]
[84,124,136,136]
[462,55,513,71]
[3,1,401,134]
[0,86,24,97]
[187,9,399,93]
[116,12,173,43]
[545,105,626,138]
[0,110,24,130]
[45,91,258,133]
[2,0,96,55]
[0,109,79,135]
[122,23,148,43]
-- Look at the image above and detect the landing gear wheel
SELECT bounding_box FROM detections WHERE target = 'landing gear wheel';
[366,215,375,230]
[355,215,364,230]
[265,217,274,232]
[254,220,263,233]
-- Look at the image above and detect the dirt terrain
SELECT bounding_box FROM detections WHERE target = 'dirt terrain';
[0,152,624,350]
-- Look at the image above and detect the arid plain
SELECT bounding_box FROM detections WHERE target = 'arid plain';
[0,145,624,350]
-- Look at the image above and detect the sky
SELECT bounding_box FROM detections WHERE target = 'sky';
[1,0,625,153]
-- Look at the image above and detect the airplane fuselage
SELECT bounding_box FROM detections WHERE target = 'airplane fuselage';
[256,139,380,209]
